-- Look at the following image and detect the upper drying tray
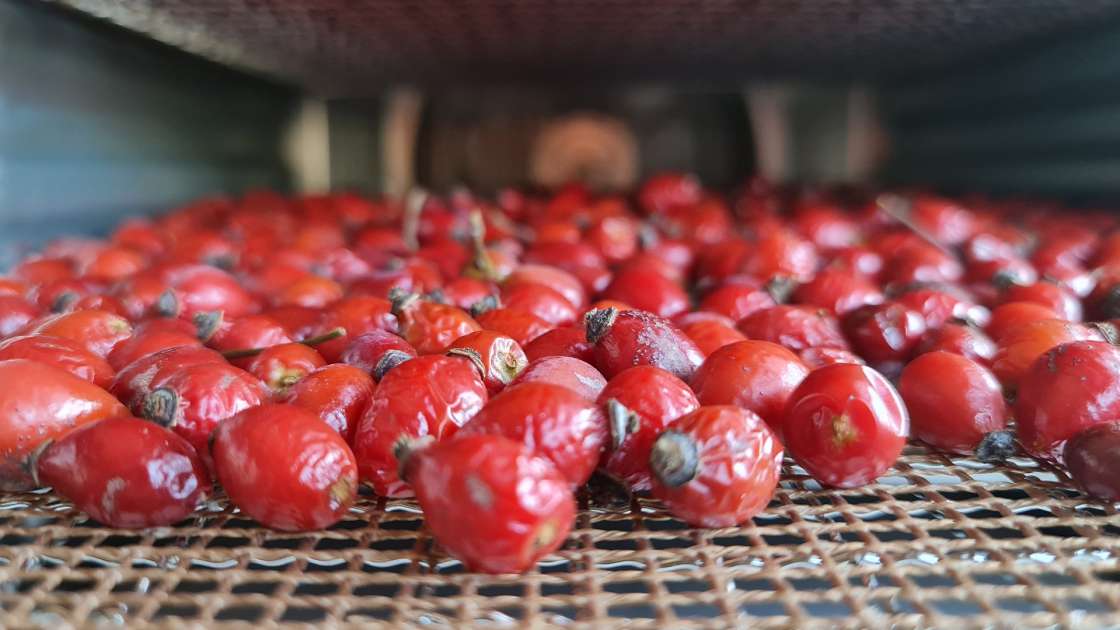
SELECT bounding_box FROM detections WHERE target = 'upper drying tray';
[49,1,1120,95]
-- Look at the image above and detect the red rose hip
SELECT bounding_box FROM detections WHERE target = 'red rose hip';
[352,355,487,496]
[1016,341,1120,461]
[510,356,607,401]
[597,366,699,491]
[1063,422,1120,501]
[459,382,607,487]
[400,434,574,574]
[32,416,210,528]
[212,404,358,531]
[585,308,703,381]
[899,352,1011,458]
[649,405,783,527]
[783,364,908,488]
[689,340,809,438]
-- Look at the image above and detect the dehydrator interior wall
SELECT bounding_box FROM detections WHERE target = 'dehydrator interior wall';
[0,0,296,267]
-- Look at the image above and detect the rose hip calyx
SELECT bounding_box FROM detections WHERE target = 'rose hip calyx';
[584,307,620,344]
[650,430,700,488]
[373,349,414,381]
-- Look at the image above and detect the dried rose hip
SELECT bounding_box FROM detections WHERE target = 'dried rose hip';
[585,308,703,381]
[1016,341,1120,461]
[597,366,699,491]
[282,364,375,442]
[352,355,486,496]
[458,382,607,487]
[783,364,908,488]
[649,405,783,527]
[32,416,210,527]
[1063,422,1120,501]
[509,356,607,401]
[212,404,358,531]
[0,359,128,490]
[689,340,809,438]
[899,352,1011,458]
[400,434,574,574]
[447,330,528,394]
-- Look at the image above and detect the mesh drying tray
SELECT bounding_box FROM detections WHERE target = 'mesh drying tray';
[0,443,1117,628]
[45,1,1120,94]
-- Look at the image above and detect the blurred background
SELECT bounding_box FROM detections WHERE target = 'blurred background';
[5,0,1120,266]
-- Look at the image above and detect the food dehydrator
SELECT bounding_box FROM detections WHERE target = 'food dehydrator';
[3,1,1120,627]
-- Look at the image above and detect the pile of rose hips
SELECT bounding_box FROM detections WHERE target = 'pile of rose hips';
[1,175,1119,574]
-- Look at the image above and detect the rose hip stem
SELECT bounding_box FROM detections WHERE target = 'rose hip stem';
[875,193,955,259]
[220,327,347,360]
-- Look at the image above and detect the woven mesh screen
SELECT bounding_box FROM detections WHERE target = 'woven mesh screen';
[1,444,1117,627]
[46,1,1120,94]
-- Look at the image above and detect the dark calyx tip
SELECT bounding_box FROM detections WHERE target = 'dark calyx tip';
[373,349,414,381]
[976,430,1017,463]
[649,430,700,488]
[24,438,54,488]
[154,290,180,318]
[584,307,619,344]
[192,310,224,342]
[142,388,181,428]
[605,398,639,451]
[469,294,500,317]
[424,288,447,304]
[1090,321,1120,346]
[50,291,79,313]
[388,289,419,316]
[764,276,797,304]
[447,347,486,379]
[393,434,435,483]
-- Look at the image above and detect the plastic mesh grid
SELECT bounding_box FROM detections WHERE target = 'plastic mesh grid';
[46,1,1120,94]
[1,444,1117,627]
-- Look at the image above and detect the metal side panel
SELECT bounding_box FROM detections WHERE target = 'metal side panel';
[0,0,297,266]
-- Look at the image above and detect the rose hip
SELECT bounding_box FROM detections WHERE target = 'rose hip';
[679,318,748,356]
[899,352,1011,458]
[649,405,783,527]
[737,305,849,353]
[247,343,326,395]
[499,283,579,326]
[392,292,481,354]
[352,356,486,496]
[915,322,997,365]
[783,364,908,488]
[141,362,265,456]
[1063,422,1120,501]
[1016,341,1120,461]
[212,404,358,531]
[992,319,1101,392]
[600,267,691,319]
[0,359,128,490]
[585,308,703,381]
[32,416,210,527]
[690,340,809,438]
[340,330,417,376]
[986,301,1060,342]
[509,356,607,401]
[282,364,376,442]
[522,327,594,363]
[842,302,928,365]
[308,296,398,362]
[459,382,608,487]
[447,330,528,394]
[474,306,552,346]
[798,346,865,369]
[792,269,884,316]
[0,335,114,388]
[597,366,699,491]
[400,434,574,574]
[22,309,132,358]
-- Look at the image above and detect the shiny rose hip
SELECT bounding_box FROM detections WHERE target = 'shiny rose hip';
[597,366,699,491]
[32,416,210,528]
[649,406,783,527]
[400,434,574,574]
[585,308,704,381]
[458,382,608,487]
[783,364,908,488]
[211,404,358,531]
